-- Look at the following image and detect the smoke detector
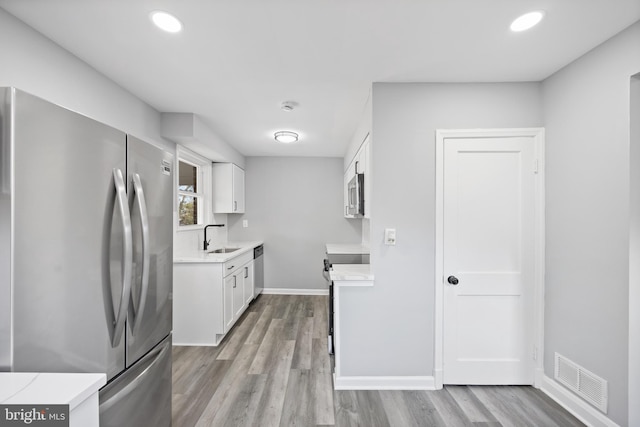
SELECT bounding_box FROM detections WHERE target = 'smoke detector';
[281,101,297,112]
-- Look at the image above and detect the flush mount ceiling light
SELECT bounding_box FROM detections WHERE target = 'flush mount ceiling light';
[510,10,545,32]
[274,131,299,143]
[150,11,183,33]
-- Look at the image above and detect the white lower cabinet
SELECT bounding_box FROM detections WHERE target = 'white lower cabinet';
[243,262,254,304]
[223,255,251,333]
[231,271,245,324]
[224,269,246,333]
[173,250,255,346]
[223,274,235,333]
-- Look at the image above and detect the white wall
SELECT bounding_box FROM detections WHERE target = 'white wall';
[629,73,640,427]
[227,157,362,291]
[161,112,245,168]
[344,91,372,172]
[0,8,247,266]
[0,8,169,152]
[542,21,640,426]
[339,82,542,377]
[174,213,229,255]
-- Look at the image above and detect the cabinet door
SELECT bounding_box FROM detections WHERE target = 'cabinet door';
[355,145,366,174]
[233,273,245,320]
[232,165,245,213]
[213,163,245,213]
[343,162,356,218]
[343,171,350,217]
[223,275,235,333]
[243,262,254,304]
[213,163,232,213]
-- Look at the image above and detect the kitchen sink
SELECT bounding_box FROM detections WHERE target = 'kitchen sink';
[208,247,241,254]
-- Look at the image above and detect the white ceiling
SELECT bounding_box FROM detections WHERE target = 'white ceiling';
[1,0,639,158]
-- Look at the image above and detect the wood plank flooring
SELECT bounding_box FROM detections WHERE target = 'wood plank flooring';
[172,294,585,427]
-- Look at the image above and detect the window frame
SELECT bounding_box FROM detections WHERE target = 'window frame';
[176,146,211,231]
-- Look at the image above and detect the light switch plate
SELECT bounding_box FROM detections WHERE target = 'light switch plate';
[384,228,396,245]
[242,220,248,228]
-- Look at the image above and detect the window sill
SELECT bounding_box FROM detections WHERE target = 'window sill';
[176,224,203,233]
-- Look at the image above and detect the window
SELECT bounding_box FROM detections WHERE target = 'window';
[177,146,211,228]
[178,160,201,225]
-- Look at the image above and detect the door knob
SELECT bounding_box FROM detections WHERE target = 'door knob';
[447,276,459,285]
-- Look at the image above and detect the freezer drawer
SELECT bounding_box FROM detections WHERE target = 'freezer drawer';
[99,334,172,427]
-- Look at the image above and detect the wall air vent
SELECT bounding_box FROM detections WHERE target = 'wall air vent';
[554,353,608,413]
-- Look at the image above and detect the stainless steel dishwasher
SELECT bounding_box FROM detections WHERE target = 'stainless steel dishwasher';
[254,245,264,295]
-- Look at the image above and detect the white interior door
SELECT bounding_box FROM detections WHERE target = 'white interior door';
[443,136,536,385]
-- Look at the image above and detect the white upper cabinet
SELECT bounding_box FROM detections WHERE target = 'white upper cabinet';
[212,163,245,213]
[354,141,366,174]
[233,165,245,213]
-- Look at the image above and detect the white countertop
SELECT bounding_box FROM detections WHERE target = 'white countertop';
[0,373,106,409]
[174,240,263,263]
[326,243,370,255]
[330,264,374,283]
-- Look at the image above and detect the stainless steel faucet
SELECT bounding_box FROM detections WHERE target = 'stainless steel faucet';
[203,224,225,250]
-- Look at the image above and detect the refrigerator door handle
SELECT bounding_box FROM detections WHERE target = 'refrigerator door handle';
[130,173,150,336]
[112,168,133,347]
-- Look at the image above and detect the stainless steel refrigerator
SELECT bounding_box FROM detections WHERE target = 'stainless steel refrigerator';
[0,87,173,426]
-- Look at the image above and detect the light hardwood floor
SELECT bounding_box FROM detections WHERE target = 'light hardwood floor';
[172,294,585,427]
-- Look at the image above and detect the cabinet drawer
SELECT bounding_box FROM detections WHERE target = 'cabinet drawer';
[222,251,254,277]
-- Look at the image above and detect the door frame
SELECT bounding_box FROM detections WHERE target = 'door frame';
[434,128,546,389]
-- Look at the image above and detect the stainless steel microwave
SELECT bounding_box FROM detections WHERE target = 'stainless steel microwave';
[347,173,365,217]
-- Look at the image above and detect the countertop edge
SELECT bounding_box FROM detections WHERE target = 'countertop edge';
[333,279,374,287]
[0,373,106,409]
[174,240,264,263]
[325,243,370,255]
[329,264,374,284]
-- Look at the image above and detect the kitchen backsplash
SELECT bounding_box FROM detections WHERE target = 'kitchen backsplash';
[173,213,228,257]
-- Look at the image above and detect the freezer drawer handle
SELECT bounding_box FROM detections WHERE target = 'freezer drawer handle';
[100,338,170,412]
[129,173,150,336]
[112,168,133,347]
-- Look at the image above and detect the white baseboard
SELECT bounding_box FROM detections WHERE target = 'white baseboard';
[172,341,220,347]
[541,375,619,427]
[434,369,443,389]
[334,375,435,390]
[261,288,329,296]
[534,367,544,388]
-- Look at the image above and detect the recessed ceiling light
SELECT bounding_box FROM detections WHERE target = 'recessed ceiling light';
[150,11,183,33]
[510,10,545,32]
[274,131,299,143]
